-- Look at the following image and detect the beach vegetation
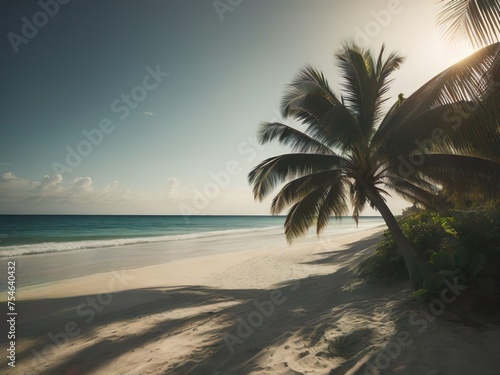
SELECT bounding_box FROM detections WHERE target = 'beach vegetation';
[249,41,500,290]
[438,0,500,48]
[358,206,500,299]
[327,328,374,359]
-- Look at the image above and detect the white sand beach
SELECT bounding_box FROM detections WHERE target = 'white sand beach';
[2,226,500,375]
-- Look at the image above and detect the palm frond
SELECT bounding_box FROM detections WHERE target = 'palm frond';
[270,170,344,214]
[283,181,348,242]
[248,153,348,201]
[414,154,500,198]
[315,179,349,235]
[378,100,500,161]
[281,65,363,151]
[373,47,406,131]
[336,42,405,138]
[438,0,500,47]
[374,42,500,157]
[284,187,327,242]
[383,174,441,209]
[257,122,335,155]
[349,180,368,226]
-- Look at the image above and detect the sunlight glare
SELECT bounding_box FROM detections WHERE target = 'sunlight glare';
[431,39,477,67]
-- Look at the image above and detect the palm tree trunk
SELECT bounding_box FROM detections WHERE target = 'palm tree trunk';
[364,185,423,289]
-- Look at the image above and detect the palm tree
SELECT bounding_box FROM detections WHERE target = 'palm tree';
[438,0,500,47]
[248,42,500,289]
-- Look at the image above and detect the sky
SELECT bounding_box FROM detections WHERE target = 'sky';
[0,0,477,215]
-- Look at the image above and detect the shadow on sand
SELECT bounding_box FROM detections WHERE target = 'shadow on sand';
[1,233,414,374]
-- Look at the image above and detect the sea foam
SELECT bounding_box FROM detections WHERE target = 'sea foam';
[0,226,282,257]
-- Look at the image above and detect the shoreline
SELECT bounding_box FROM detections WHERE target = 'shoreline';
[0,216,385,258]
[3,224,498,374]
[1,226,387,374]
[0,225,285,258]
[0,223,386,290]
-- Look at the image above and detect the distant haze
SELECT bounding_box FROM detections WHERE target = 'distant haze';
[0,0,475,215]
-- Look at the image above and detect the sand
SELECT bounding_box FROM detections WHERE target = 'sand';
[2,226,500,375]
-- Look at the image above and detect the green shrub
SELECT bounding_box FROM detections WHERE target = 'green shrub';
[398,211,449,260]
[414,207,500,297]
[444,207,500,296]
[358,207,500,298]
[357,230,406,280]
[358,210,449,280]
[447,208,500,253]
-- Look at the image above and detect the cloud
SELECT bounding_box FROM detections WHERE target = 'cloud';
[0,173,95,204]
[143,111,156,116]
[37,174,63,190]
[166,177,180,197]
[0,162,12,167]
[102,180,118,196]
[0,173,187,213]
[70,176,93,192]
[0,173,38,202]
[2,172,17,180]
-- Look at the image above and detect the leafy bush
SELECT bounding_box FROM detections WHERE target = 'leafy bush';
[399,211,450,259]
[358,210,449,280]
[357,230,406,280]
[358,207,500,298]
[447,208,500,253]
[444,208,500,296]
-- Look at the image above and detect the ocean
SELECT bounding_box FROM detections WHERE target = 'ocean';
[0,215,385,257]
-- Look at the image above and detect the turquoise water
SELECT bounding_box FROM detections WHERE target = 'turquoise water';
[0,215,384,257]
